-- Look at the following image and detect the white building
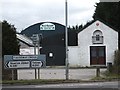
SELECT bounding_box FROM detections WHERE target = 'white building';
[17,20,118,67]
[17,34,40,55]
[68,20,118,67]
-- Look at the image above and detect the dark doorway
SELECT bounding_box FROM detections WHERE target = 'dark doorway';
[90,46,106,65]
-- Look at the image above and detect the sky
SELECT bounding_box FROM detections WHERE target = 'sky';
[1,0,100,32]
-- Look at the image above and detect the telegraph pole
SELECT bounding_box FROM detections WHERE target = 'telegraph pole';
[65,0,69,80]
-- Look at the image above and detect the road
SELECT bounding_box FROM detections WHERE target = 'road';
[2,81,119,90]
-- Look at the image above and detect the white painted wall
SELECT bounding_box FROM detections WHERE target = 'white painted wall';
[20,47,42,55]
[68,20,118,67]
[68,46,80,67]
[18,47,41,80]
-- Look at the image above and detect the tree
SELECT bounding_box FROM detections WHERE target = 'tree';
[2,20,20,80]
[68,24,84,46]
[93,2,120,30]
[2,20,19,56]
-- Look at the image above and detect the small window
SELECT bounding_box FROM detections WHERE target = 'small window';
[49,52,53,57]
[92,30,103,44]
[96,35,100,41]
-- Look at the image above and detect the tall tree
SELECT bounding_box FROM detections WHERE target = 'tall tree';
[93,2,120,31]
[2,20,19,80]
[2,20,19,56]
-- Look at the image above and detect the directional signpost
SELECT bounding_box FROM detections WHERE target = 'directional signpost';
[4,55,46,69]
[31,61,43,68]
[6,61,30,69]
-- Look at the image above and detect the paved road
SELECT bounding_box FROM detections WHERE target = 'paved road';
[2,81,119,90]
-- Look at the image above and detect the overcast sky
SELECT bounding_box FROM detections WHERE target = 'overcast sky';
[1,0,100,32]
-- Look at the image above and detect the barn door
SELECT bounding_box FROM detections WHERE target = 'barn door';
[90,46,106,65]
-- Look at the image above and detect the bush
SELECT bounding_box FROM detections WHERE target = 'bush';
[112,50,120,75]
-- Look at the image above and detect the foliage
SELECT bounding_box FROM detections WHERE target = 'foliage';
[112,50,120,75]
[2,20,19,80]
[2,20,20,56]
[68,24,83,32]
[93,2,120,31]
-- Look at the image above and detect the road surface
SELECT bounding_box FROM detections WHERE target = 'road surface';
[2,81,119,90]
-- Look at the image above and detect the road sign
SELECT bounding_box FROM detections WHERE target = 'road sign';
[31,61,42,68]
[4,55,46,69]
[6,61,30,69]
[13,55,37,60]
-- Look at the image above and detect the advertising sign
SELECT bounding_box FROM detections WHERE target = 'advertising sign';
[40,23,55,30]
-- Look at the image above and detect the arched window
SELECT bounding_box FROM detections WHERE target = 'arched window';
[92,30,103,44]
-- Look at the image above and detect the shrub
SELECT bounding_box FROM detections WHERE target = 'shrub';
[112,50,120,75]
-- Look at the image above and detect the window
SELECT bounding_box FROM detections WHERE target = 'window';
[92,30,103,44]
[91,48,97,57]
[96,35,100,41]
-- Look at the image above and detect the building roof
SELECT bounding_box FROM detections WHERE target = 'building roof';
[78,19,119,33]
[16,34,34,47]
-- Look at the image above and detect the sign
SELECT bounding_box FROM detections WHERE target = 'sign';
[40,23,55,30]
[31,61,42,68]
[4,55,46,69]
[13,55,37,60]
[6,61,30,69]
[31,34,39,44]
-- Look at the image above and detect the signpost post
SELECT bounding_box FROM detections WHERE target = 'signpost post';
[31,34,39,79]
[31,34,43,79]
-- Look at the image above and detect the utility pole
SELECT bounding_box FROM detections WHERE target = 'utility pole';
[65,0,69,80]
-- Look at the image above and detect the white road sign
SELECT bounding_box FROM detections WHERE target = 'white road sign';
[31,61,42,68]
[7,61,30,69]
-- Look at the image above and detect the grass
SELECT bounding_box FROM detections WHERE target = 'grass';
[2,79,82,85]
[91,70,120,81]
[104,73,120,80]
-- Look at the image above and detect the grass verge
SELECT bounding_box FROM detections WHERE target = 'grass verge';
[2,79,82,85]
[92,71,120,81]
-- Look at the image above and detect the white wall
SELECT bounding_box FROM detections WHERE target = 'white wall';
[18,47,41,80]
[68,46,80,67]
[20,47,41,55]
[68,20,118,67]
